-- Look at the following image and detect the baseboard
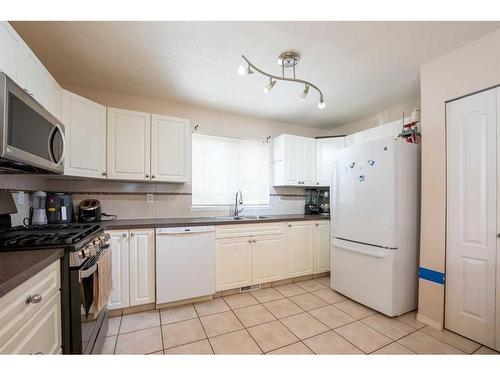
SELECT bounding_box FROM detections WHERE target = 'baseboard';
[416,312,443,330]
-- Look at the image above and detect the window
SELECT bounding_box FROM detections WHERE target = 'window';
[192,133,270,207]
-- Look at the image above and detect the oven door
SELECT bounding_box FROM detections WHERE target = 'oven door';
[71,249,110,354]
[0,72,65,173]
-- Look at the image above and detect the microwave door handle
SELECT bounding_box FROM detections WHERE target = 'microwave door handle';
[48,123,66,166]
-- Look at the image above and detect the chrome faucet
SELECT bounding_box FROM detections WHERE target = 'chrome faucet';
[234,190,243,217]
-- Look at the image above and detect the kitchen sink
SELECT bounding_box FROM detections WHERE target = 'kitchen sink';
[215,215,271,221]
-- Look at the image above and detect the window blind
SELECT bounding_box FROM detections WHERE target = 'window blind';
[192,133,270,206]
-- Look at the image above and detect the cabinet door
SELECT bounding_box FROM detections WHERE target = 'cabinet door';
[108,231,130,310]
[300,137,316,185]
[21,44,50,108]
[0,291,61,354]
[63,90,106,178]
[129,229,155,306]
[151,114,191,183]
[216,237,252,291]
[107,107,151,181]
[314,221,330,273]
[316,137,344,186]
[285,135,301,185]
[49,78,63,121]
[0,22,23,85]
[252,234,286,284]
[286,222,314,278]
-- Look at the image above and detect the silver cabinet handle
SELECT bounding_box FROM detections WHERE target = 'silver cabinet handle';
[151,175,156,179]
[130,232,136,237]
[145,174,149,178]
[26,294,42,304]
[248,239,252,243]
[102,172,107,176]
[253,239,256,243]
[315,223,319,226]
[288,224,292,228]
[122,233,128,238]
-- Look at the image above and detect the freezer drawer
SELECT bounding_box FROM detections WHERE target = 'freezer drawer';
[331,238,398,316]
[156,226,215,304]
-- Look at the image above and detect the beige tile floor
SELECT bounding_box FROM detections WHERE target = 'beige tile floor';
[104,276,499,355]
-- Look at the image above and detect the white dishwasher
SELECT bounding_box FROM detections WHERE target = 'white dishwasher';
[156,226,216,304]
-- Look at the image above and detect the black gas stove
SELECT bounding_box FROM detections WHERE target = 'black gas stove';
[0,223,111,354]
[0,223,102,251]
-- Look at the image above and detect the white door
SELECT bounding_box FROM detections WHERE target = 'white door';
[108,231,130,310]
[286,222,314,278]
[107,107,151,181]
[301,137,316,185]
[216,237,252,291]
[0,22,23,85]
[21,45,50,107]
[49,78,62,121]
[252,234,286,284]
[446,88,497,348]
[316,137,345,186]
[332,137,396,248]
[314,221,330,273]
[151,114,190,183]
[285,135,301,185]
[129,229,155,306]
[62,90,106,178]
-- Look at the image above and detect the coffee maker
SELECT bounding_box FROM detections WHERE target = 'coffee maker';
[30,191,48,225]
[305,188,330,215]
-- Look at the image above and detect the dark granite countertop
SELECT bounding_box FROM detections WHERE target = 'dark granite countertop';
[0,248,64,298]
[101,213,330,230]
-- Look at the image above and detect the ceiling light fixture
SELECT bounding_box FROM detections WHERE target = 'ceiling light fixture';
[264,78,276,93]
[299,84,309,101]
[239,50,325,109]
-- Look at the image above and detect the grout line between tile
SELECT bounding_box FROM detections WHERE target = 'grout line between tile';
[193,302,215,354]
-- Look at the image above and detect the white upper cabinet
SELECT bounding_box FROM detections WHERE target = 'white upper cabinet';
[0,22,23,85]
[273,134,316,186]
[0,22,62,119]
[316,137,345,186]
[151,114,191,183]
[21,44,50,108]
[62,90,106,178]
[107,107,151,181]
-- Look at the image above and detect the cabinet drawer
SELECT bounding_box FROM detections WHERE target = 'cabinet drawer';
[0,260,60,346]
[216,222,284,239]
[0,291,61,354]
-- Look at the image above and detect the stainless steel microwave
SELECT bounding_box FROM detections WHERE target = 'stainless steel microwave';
[0,72,65,174]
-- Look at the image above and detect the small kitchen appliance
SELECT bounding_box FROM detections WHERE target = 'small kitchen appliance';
[30,191,48,225]
[78,199,102,223]
[46,193,73,224]
[305,188,330,215]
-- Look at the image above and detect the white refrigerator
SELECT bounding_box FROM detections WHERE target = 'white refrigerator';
[331,137,420,317]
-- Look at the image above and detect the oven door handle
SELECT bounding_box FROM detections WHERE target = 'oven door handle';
[79,264,97,281]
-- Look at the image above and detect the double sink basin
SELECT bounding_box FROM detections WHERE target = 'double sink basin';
[215,215,271,221]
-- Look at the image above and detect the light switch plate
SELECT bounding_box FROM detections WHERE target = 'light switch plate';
[18,191,25,206]
[147,193,154,203]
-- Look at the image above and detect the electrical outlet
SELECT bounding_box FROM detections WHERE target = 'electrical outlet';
[18,191,25,206]
[147,193,154,203]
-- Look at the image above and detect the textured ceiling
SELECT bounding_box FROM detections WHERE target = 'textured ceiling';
[11,21,500,128]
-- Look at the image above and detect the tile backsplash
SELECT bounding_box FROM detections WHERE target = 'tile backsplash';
[2,176,309,223]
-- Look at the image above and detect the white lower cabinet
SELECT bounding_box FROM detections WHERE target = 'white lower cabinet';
[0,260,61,354]
[252,234,286,284]
[314,221,330,273]
[108,229,155,310]
[216,237,253,291]
[286,221,314,278]
[215,221,329,291]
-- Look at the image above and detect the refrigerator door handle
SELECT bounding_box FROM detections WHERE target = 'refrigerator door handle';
[335,243,386,258]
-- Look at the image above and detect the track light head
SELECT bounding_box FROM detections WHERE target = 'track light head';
[264,79,277,93]
[318,96,326,109]
[238,64,253,76]
[299,85,309,101]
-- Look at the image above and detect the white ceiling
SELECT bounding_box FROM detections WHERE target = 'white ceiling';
[11,21,500,128]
